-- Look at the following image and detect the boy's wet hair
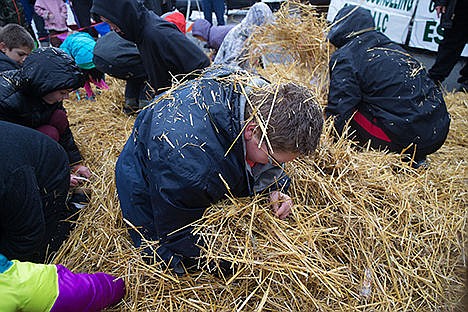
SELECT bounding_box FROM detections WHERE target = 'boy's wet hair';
[0,24,35,50]
[246,82,324,155]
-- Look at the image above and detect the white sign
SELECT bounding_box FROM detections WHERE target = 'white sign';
[409,0,468,56]
[327,0,417,44]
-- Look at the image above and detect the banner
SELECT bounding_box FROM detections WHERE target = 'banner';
[327,0,417,44]
[409,0,468,56]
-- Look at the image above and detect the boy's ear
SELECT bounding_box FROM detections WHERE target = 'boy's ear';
[0,42,7,53]
[244,121,257,141]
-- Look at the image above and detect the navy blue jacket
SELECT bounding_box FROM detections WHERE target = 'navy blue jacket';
[0,48,85,164]
[0,52,19,72]
[0,121,69,262]
[116,68,287,263]
[326,5,450,153]
[91,0,210,93]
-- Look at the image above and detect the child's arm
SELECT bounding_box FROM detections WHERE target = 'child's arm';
[60,2,68,20]
[50,265,125,311]
[34,1,51,20]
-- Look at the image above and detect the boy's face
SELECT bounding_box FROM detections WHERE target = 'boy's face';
[42,89,71,104]
[244,122,298,165]
[0,43,32,64]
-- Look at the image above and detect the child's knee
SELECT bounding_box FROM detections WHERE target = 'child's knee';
[36,125,60,141]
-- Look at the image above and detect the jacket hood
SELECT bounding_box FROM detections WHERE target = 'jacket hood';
[60,32,96,69]
[162,11,186,34]
[20,47,85,96]
[91,0,146,42]
[240,2,273,37]
[327,5,375,48]
[192,19,211,40]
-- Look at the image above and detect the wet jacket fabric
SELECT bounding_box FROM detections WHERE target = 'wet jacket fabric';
[115,68,288,265]
[0,121,70,262]
[0,52,19,72]
[91,0,210,93]
[0,48,85,164]
[326,5,450,155]
[60,32,97,69]
[192,19,235,50]
[214,2,273,68]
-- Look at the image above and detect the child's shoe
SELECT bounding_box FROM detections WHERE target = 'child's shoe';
[67,189,91,210]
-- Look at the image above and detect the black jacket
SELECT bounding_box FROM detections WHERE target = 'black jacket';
[0,47,85,164]
[326,5,450,153]
[115,68,288,263]
[93,31,147,81]
[0,52,19,72]
[0,121,69,262]
[433,0,458,29]
[91,0,210,93]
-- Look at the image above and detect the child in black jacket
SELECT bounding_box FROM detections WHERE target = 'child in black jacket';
[0,47,91,186]
[326,5,450,167]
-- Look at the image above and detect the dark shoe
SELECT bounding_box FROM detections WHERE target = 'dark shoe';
[206,259,236,278]
[67,189,91,210]
[123,98,139,115]
[412,158,429,169]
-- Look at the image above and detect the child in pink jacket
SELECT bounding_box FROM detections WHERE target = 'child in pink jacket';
[0,253,125,312]
[35,0,68,47]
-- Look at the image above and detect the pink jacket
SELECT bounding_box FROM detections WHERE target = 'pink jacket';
[35,0,68,31]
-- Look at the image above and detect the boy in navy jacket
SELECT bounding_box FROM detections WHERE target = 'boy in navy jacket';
[115,68,324,274]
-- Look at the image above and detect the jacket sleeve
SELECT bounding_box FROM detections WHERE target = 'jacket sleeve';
[59,127,83,165]
[0,166,46,261]
[34,0,50,20]
[158,28,210,75]
[51,265,125,311]
[60,3,68,19]
[325,54,362,135]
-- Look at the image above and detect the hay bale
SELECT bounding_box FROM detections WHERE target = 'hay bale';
[55,3,467,309]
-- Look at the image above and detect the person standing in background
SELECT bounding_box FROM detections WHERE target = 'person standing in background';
[34,0,68,47]
[428,0,468,92]
[201,0,225,25]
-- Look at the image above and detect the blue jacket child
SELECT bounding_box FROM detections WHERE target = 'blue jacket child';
[60,32,109,100]
[115,67,324,273]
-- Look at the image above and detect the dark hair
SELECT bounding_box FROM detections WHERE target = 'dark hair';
[0,24,35,50]
[246,82,324,155]
[82,67,105,82]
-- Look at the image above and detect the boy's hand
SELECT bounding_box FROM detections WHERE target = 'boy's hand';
[435,5,446,18]
[70,173,81,187]
[70,164,92,187]
[270,191,293,220]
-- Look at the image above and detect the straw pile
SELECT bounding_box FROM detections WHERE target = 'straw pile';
[55,2,467,311]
